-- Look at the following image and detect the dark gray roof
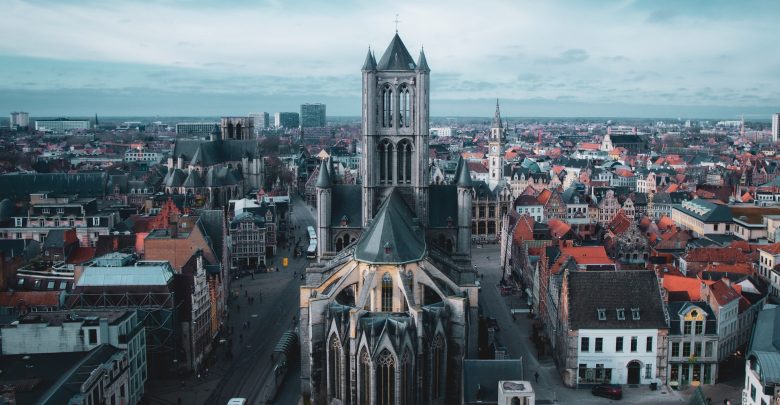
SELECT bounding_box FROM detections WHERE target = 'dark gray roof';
[316,159,331,188]
[667,301,717,335]
[0,173,107,200]
[354,189,425,264]
[361,48,377,71]
[0,198,15,221]
[428,185,458,228]
[0,351,89,405]
[182,170,204,188]
[331,185,362,227]
[673,199,733,223]
[462,359,524,403]
[163,168,186,188]
[748,306,780,386]
[456,156,472,187]
[416,48,430,72]
[38,344,124,405]
[172,138,261,166]
[197,209,225,262]
[376,33,416,71]
[568,271,668,330]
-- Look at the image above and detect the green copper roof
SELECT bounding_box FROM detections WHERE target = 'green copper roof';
[354,189,426,264]
[316,159,331,188]
[377,33,416,71]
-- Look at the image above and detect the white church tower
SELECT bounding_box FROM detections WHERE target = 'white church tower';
[488,99,505,190]
[360,33,431,226]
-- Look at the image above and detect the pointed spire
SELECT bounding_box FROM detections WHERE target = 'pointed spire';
[456,156,473,187]
[377,33,416,71]
[416,47,430,72]
[210,123,221,141]
[316,158,332,188]
[493,99,503,129]
[361,46,376,71]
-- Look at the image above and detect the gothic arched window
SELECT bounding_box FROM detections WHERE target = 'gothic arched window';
[376,349,396,405]
[432,334,445,399]
[328,335,342,400]
[359,348,371,405]
[382,84,393,128]
[396,139,412,184]
[378,139,393,184]
[381,273,393,312]
[399,84,411,128]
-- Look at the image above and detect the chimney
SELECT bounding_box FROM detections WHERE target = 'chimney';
[169,221,178,239]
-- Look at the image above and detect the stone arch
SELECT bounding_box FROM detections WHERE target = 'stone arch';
[396,138,413,184]
[378,138,394,184]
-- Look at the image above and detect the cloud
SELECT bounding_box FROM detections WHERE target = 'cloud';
[646,9,678,24]
[538,49,589,64]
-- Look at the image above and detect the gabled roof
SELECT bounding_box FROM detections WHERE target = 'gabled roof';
[354,189,425,264]
[376,33,416,71]
[568,270,668,330]
[708,279,740,306]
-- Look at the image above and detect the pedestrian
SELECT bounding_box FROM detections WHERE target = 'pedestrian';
[534,371,539,383]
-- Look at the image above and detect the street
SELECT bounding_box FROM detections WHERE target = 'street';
[146,196,314,405]
[472,244,688,404]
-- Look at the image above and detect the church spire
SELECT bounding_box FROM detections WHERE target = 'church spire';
[416,47,430,72]
[493,99,502,129]
[361,46,376,71]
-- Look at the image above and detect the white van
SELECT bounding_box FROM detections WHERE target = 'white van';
[227,399,247,405]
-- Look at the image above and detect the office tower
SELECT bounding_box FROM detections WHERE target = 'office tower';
[249,112,270,134]
[773,113,779,143]
[300,103,326,128]
[274,112,300,128]
[175,122,218,137]
[34,118,90,133]
[10,112,29,129]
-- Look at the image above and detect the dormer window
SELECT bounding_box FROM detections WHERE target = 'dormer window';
[597,308,606,321]
[384,242,392,255]
[617,308,626,320]
[631,308,640,320]
[341,215,349,226]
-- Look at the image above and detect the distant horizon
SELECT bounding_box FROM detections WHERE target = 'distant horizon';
[2,1,779,121]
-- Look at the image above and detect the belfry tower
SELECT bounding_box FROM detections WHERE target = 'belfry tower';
[361,34,431,226]
[488,99,504,189]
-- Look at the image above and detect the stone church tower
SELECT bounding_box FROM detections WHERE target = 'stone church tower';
[361,33,431,226]
[302,33,478,405]
[488,100,505,190]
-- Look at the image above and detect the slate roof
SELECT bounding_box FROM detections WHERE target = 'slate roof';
[316,159,332,188]
[462,359,524,403]
[0,173,107,200]
[667,301,718,335]
[172,138,261,166]
[331,185,362,228]
[568,270,668,330]
[195,210,225,262]
[673,199,733,223]
[747,306,780,386]
[354,189,425,264]
[455,156,473,187]
[428,185,458,228]
[376,33,417,71]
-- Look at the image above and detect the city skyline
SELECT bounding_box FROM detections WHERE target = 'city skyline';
[1,0,780,118]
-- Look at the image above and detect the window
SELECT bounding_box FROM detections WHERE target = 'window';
[381,273,393,312]
[631,308,640,320]
[705,341,713,357]
[47,281,55,290]
[597,308,606,320]
[42,208,50,214]
[57,208,64,214]
[751,384,756,400]
[617,308,625,320]
[683,321,692,335]
[630,336,638,352]
[88,329,98,345]
[645,364,653,379]
[683,342,691,357]
[646,336,653,352]
[694,342,702,357]
[595,337,603,352]
[15,233,21,239]
[93,217,100,226]
[120,384,125,397]
[671,342,680,357]
[616,337,623,352]
[14,218,22,227]
[581,337,590,352]
[694,321,703,335]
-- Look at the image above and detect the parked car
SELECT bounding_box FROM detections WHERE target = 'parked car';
[591,384,622,400]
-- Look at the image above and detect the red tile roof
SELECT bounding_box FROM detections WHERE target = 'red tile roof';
[548,219,571,239]
[663,274,703,301]
[608,211,632,235]
[467,161,488,173]
[760,242,780,255]
[560,246,613,265]
[684,247,751,264]
[537,189,553,204]
[0,291,60,308]
[512,215,534,244]
[708,280,741,306]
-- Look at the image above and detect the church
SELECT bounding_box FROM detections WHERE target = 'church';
[299,33,479,404]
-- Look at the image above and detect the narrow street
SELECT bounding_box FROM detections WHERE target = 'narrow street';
[146,196,314,405]
[473,244,686,404]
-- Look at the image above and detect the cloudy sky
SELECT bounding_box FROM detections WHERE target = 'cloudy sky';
[1,0,779,118]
